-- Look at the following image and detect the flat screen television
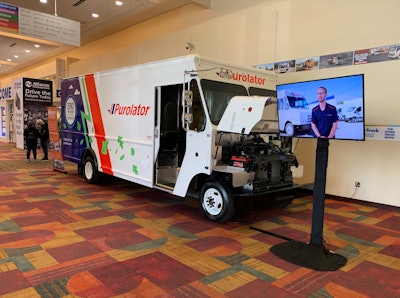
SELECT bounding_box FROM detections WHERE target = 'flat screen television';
[276,74,365,141]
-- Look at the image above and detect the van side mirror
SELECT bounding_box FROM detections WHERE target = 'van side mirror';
[182,90,193,131]
[184,113,193,124]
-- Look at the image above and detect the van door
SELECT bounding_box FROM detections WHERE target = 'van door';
[173,78,212,197]
[155,84,186,190]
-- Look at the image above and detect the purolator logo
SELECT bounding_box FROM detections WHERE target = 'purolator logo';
[217,68,266,85]
[108,103,150,116]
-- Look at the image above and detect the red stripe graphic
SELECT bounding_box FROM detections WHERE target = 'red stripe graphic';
[84,74,113,175]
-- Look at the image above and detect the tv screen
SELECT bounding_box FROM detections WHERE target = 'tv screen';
[276,74,365,141]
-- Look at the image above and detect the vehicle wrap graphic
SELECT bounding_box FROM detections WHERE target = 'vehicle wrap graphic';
[82,75,113,175]
[62,75,142,177]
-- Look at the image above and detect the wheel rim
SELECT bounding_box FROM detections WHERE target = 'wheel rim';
[84,161,93,180]
[203,187,224,216]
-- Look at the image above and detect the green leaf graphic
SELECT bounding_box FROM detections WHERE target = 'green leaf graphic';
[132,165,138,175]
[101,140,109,155]
[117,136,124,149]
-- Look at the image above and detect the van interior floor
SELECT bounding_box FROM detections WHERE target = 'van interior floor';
[0,142,399,297]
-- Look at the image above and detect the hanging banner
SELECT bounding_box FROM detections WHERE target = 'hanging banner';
[0,2,18,33]
[18,7,80,46]
[47,106,66,172]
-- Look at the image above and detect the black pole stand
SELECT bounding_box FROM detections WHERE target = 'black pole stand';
[268,138,347,271]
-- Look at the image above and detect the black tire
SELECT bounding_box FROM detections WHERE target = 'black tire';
[200,180,234,223]
[274,195,294,209]
[83,155,101,184]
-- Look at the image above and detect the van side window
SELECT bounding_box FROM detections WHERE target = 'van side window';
[189,79,206,131]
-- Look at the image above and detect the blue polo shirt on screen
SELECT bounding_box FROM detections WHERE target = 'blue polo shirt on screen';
[311,104,338,137]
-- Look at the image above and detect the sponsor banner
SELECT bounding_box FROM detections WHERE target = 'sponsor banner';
[0,2,18,33]
[1,106,5,137]
[365,125,400,141]
[23,78,52,103]
[13,77,53,149]
[47,106,66,172]
[0,86,12,100]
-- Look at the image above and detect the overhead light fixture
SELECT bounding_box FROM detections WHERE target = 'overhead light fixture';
[13,55,19,58]
[92,13,99,18]
[34,44,40,48]
[25,49,31,53]
[40,0,48,3]
[115,1,123,5]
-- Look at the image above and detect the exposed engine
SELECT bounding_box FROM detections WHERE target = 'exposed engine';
[220,134,298,194]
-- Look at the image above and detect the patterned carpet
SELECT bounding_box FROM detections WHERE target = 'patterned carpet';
[0,142,399,297]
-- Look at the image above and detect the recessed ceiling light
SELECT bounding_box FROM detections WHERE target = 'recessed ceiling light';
[6,58,12,62]
[92,13,99,18]
[25,49,31,53]
[34,44,40,48]
[40,0,48,3]
[115,1,123,6]
[13,55,19,58]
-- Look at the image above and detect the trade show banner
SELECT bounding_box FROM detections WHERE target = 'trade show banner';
[0,106,5,137]
[365,125,400,141]
[13,77,53,149]
[47,106,66,172]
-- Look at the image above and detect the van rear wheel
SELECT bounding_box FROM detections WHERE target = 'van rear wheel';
[83,155,101,184]
[200,180,234,223]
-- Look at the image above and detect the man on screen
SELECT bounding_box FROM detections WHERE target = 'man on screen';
[311,87,338,138]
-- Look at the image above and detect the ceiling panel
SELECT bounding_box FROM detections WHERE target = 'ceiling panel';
[0,0,195,78]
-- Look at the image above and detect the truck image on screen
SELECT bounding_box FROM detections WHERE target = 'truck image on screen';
[61,55,301,223]
[277,89,311,136]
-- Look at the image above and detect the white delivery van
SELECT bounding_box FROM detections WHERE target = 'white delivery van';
[61,55,301,223]
[277,89,311,136]
[388,45,400,59]
[343,105,363,122]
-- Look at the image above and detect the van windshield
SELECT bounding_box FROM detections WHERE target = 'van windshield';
[287,96,308,108]
[346,106,356,112]
[201,80,248,124]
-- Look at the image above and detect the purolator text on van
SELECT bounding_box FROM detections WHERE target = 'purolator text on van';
[232,73,266,85]
[108,103,150,116]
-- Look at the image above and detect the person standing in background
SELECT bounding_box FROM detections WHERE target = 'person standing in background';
[23,121,39,162]
[36,118,50,160]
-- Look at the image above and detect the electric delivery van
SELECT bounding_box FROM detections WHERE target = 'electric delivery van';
[61,55,301,222]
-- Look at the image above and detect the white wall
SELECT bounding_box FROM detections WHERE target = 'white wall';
[261,0,400,207]
[0,0,399,207]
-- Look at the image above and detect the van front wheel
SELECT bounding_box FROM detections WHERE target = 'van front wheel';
[200,181,234,223]
[285,122,295,136]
